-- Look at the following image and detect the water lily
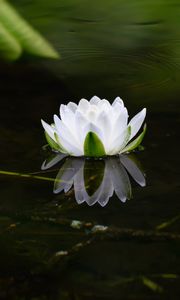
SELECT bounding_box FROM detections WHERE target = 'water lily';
[41,96,146,157]
[41,154,146,207]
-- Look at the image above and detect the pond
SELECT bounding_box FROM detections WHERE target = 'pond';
[0,0,180,299]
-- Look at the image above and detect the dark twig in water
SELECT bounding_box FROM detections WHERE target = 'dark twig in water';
[29,215,180,242]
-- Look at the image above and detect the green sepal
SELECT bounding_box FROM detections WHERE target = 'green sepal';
[45,131,60,151]
[54,133,68,154]
[120,123,147,154]
[84,131,106,157]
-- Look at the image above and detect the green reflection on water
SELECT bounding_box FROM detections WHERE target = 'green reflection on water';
[84,160,105,196]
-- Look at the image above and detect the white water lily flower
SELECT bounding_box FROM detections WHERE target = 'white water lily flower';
[41,96,146,157]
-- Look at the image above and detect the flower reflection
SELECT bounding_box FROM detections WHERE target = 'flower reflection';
[42,154,146,207]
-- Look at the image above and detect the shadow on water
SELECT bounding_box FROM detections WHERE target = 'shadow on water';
[0,0,180,299]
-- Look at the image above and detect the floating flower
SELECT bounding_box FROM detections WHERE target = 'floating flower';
[41,154,146,206]
[41,96,146,157]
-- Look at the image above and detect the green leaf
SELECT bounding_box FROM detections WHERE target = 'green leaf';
[0,21,22,60]
[120,123,147,154]
[0,0,60,59]
[84,131,106,157]
[45,131,60,152]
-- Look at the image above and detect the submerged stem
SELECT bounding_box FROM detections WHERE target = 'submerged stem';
[0,170,65,183]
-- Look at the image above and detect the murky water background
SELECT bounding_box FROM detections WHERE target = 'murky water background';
[0,0,180,299]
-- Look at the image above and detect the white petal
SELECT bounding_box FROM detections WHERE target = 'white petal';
[41,119,56,141]
[60,104,77,138]
[112,96,124,107]
[111,107,128,139]
[128,108,146,140]
[62,104,76,121]
[56,134,83,156]
[54,115,82,156]
[82,122,105,146]
[67,102,78,113]
[97,99,111,111]
[75,111,89,146]
[54,115,77,144]
[111,101,128,122]
[108,126,130,155]
[77,99,90,113]
[90,95,101,105]
[96,111,112,151]
[86,110,97,122]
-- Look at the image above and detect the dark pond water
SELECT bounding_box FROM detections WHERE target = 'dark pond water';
[0,1,180,299]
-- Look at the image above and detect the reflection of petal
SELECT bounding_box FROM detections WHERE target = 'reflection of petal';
[73,167,86,204]
[98,196,110,207]
[97,167,114,207]
[74,167,102,206]
[42,152,145,207]
[64,180,73,193]
[86,170,113,206]
[120,155,146,187]
[74,162,113,206]
[54,159,84,194]
[108,158,132,202]
[41,153,67,170]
